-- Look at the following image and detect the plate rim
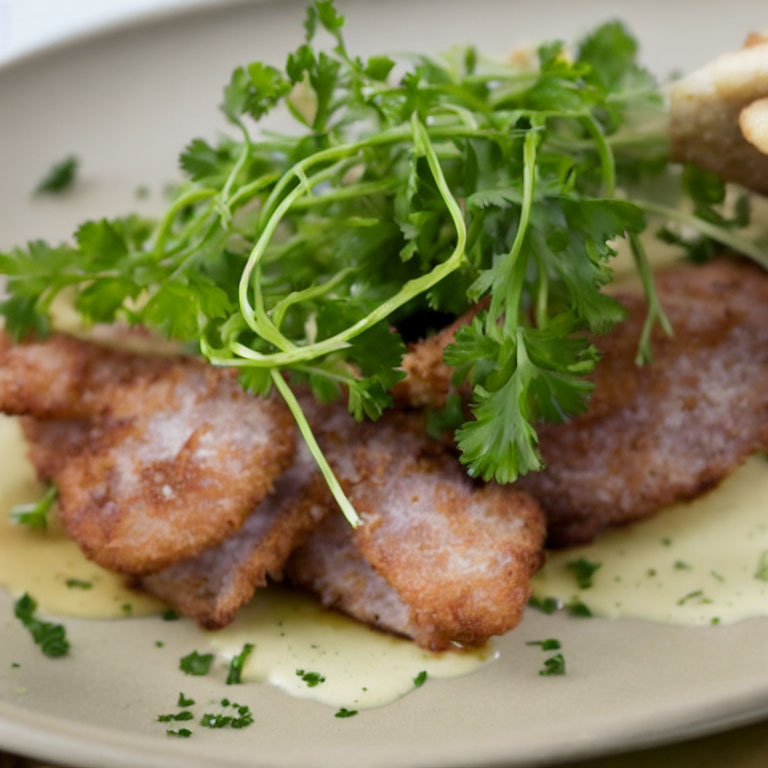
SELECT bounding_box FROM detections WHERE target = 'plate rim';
[2,2,768,766]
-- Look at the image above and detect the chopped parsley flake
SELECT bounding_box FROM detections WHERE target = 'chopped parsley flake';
[201,702,254,730]
[755,551,768,582]
[335,708,358,718]
[162,609,180,621]
[528,596,560,614]
[674,560,692,570]
[567,557,602,588]
[646,568,657,577]
[158,711,194,723]
[11,663,20,669]
[179,651,214,676]
[661,538,673,547]
[711,617,721,625]
[14,593,70,658]
[677,589,704,605]
[65,579,92,590]
[121,603,133,615]
[35,155,78,194]
[226,643,254,685]
[166,728,192,738]
[567,600,593,617]
[413,670,428,687]
[526,638,561,651]
[155,641,164,648]
[178,693,195,707]
[539,654,566,676]
[296,668,326,687]
[200,713,232,729]
[10,485,57,529]
[710,570,725,583]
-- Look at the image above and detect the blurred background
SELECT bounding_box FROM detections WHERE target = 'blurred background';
[0,0,226,65]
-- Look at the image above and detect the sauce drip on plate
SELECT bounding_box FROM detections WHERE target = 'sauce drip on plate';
[209,587,497,709]
[532,454,768,625]
[0,415,163,618]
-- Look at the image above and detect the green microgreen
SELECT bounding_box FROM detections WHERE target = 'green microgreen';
[2,1,765,524]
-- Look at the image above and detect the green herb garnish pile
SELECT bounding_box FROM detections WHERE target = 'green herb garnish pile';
[1,2,762,523]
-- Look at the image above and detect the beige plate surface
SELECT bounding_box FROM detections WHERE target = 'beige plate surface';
[2,1,768,766]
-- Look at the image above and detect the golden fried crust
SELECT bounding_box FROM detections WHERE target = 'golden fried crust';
[392,301,487,409]
[518,259,768,546]
[290,405,546,650]
[12,336,295,574]
[140,443,328,627]
[286,512,418,640]
[0,333,174,419]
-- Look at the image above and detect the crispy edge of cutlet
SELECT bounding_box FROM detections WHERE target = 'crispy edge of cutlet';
[292,404,546,650]
[519,258,768,545]
[140,444,328,628]
[13,337,296,573]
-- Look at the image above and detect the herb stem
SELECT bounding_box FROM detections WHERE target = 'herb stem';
[636,200,768,269]
[629,231,673,364]
[270,369,361,527]
[152,188,217,256]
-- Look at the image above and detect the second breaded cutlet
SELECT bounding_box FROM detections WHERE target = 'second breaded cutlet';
[395,258,768,546]
[4,334,295,574]
[289,402,546,651]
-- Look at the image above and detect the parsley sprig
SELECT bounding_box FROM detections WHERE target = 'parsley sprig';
[2,3,765,521]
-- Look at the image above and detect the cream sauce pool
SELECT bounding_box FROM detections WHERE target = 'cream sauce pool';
[209,589,496,709]
[532,454,768,625]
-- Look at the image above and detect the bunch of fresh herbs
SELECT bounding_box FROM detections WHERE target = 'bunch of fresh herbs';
[1,2,764,524]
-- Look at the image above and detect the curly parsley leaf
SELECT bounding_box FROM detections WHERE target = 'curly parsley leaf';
[4,3,763,520]
[35,155,78,194]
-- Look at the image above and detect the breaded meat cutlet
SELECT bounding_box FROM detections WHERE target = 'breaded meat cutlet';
[392,302,486,410]
[393,259,768,547]
[518,258,768,545]
[288,404,545,650]
[140,442,327,627]
[668,33,768,194]
[7,334,295,574]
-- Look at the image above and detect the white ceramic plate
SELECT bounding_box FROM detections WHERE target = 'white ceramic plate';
[2,1,768,766]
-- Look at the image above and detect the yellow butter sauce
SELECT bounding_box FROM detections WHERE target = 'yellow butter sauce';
[209,587,497,709]
[0,415,163,618]
[532,454,768,625]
